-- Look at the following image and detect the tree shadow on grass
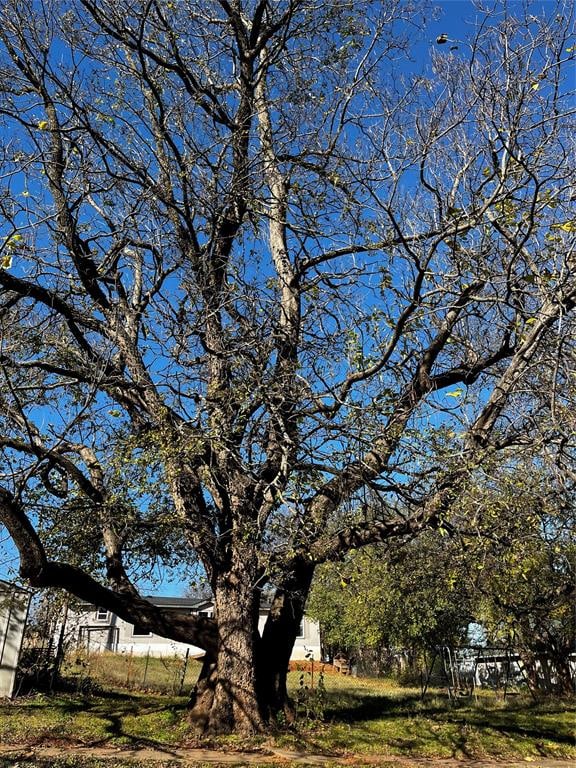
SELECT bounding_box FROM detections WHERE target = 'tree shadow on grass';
[318,690,575,759]
[10,691,189,753]
[90,709,186,758]
[452,716,576,746]
[323,691,448,723]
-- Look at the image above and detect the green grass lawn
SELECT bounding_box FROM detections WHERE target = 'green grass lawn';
[0,664,573,763]
[282,671,575,760]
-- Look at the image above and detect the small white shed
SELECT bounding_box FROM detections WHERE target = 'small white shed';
[0,580,31,698]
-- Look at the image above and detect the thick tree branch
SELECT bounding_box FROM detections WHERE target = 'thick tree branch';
[0,485,217,655]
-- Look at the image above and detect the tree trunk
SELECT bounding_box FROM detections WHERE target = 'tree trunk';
[517,646,574,697]
[549,648,575,696]
[188,556,315,733]
[517,650,540,696]
[258,617,297,723]
[188,654,218,732]
[189,551,265,735]
[258,560,315,722]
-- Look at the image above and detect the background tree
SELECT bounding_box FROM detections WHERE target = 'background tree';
[308,535,472,677]
[463,462,575,696]
[309,459,575,695]
[0,0,574,733]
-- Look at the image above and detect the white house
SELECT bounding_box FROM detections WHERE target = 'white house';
[65,596,321,662]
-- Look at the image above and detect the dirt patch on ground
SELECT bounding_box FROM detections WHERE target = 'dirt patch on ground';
[0,744,574,767]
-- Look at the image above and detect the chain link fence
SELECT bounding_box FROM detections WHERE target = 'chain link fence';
[63,647,202,695]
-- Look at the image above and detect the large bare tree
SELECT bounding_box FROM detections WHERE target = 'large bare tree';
[0,0,574,733]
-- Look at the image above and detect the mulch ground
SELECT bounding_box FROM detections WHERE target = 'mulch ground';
[288,661,347,675]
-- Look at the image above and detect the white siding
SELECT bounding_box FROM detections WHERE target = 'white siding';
[0,583,31,698]
[66,603,321,661]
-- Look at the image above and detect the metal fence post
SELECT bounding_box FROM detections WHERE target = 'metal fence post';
[142,647,150,687]
[178,648,190,695]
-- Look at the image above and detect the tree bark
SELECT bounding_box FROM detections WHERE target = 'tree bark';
[258,560,315,721]
[188,558,315,731]
[551,653,575,696]
[517,650,540,696]
[189,549,265,735]
[188,654,218,732]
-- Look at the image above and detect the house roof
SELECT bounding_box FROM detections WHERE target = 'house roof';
[76,595,276,612]
[146,596,212,609]
[75,595,212,611]
[150,596,276,611]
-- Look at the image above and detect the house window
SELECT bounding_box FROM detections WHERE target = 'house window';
[132,624,152,637]
[95,608,109,621]
[197,611,208,617]
[297,620,305,638]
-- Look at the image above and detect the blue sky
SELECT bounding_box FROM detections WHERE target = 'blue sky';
[0,0,570,597]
